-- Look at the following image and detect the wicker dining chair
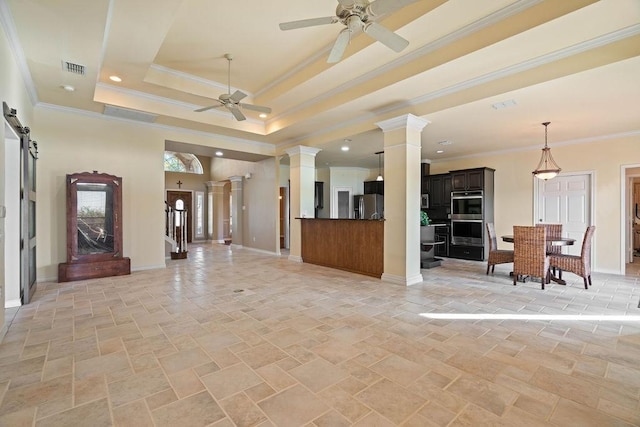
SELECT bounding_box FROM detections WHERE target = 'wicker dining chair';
[486,222,514,275]
[548,225,596,289]
[513,226,550,289]
[536,223,562,255]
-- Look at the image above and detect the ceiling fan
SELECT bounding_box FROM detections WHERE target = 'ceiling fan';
[194,54,271,121]
[279,0,419,63]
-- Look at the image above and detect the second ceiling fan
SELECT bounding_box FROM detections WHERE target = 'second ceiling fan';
[194,54,271,121]
[279,0,419,63]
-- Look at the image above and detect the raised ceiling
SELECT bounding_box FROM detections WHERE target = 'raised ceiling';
[3,0,639,169]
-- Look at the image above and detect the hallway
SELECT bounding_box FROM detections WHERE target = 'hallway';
[0,244,639,426]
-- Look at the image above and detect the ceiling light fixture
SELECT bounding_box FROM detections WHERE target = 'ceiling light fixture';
[341,146,349,152]
[436,150,444,154]
[215,151,223,157]
[259,113,267,118]
[109,75,122,82]
[532,121,561,180]
[375,151,384,181]
[60,84,75,92]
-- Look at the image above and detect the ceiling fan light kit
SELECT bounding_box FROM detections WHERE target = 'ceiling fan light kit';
[279,0,418,63]
[194,53,271,121]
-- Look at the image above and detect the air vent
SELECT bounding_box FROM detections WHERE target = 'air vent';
[62,61,86,76]
[103,105,157,123]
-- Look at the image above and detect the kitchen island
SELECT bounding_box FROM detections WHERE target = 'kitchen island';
[299,218,383,278]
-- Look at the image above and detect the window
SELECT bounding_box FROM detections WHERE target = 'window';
[164,151,203,174]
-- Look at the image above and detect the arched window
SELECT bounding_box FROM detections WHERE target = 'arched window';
[164,151,204,174]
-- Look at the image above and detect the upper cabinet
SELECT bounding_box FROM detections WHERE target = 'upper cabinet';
[425,173,452,208]
[451,167,495,191]
[364,180,384,195]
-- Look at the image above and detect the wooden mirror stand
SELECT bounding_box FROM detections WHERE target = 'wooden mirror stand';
[58,171,130,282]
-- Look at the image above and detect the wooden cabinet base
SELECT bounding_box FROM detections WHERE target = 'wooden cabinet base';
[58,258,131,282]
[301,219,383,278]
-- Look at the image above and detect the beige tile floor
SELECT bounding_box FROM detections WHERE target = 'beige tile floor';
[1,243,639,426]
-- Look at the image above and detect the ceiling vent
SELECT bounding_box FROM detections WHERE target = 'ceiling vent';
[103,105,157,123]
[62,61,86,76]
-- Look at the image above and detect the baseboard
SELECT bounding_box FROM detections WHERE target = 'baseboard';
[230,244,243,249]
[4,299,21,308]
[288,255,303,263]
[381,272,424,286]
[132,264,166,272]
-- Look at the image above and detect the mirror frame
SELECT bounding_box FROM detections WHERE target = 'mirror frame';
[66,171,123,262]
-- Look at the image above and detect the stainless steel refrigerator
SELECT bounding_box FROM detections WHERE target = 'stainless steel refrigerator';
[353,194,384,219]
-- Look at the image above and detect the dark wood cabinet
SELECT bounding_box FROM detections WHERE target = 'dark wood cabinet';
[451,168,493,191]
[424,173,452,208]
[364,180,384,195]
[58,171,130,282]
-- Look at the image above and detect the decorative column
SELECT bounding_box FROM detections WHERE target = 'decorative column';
[376,114,430,286]
[229,176,244,248]
[206,181,226,243]
[285,146,321,262]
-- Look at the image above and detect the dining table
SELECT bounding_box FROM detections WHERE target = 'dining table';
[501,234,576,285]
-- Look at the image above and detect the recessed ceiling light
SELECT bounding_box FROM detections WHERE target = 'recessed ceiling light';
[259,113,267,118]
[341,146,349,151]
[436,150,444,154]
[60,84,75,92]
[215,151,223,157]
[109,75,122,82]
[344,138,352,143]
[438,140,453,146]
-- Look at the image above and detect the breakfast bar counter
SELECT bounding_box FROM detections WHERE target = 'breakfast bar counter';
[298,218,383,278]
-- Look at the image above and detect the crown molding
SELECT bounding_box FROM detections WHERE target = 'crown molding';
[284,146,322,157]
[0,0,38,105]
[36,102,276,151]
[269,0,542,123]
[432,129,640,163]
[149,63,254,97]
[376,114,430,133]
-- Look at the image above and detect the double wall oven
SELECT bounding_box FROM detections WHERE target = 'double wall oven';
[451,191,484,246]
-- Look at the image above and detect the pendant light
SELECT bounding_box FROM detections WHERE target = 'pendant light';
[375,151,384,181]
[532,121,561,180]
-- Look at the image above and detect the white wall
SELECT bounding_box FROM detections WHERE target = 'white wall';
[3,135,20,307]
[1,16,36,332]
[430,134,640,274]
[211,157,279,253]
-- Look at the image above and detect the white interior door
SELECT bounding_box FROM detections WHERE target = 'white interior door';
[535,173,592,256]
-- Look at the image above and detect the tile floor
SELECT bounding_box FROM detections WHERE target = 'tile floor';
[1,243,639,426]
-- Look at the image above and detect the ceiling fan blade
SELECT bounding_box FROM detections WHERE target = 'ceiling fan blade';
[194,101,224,112]
[279,16,338,31]
[327,29,351,63]
[239,103,272,114]
[363,22,409,52]
[229,90,247,103]
[367,0,419,16]
[229,106,246,121]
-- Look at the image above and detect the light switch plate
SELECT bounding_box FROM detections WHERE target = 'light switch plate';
[0,205,6,218]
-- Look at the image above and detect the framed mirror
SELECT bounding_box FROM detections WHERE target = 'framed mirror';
[58,171,130,282]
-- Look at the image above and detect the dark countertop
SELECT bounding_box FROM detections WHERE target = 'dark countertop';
[296,217,385,221]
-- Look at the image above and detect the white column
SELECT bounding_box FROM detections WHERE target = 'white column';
[206,181,226,243]
[229,176,244,248]
[376,114,430,286]
[285,146,321,262]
